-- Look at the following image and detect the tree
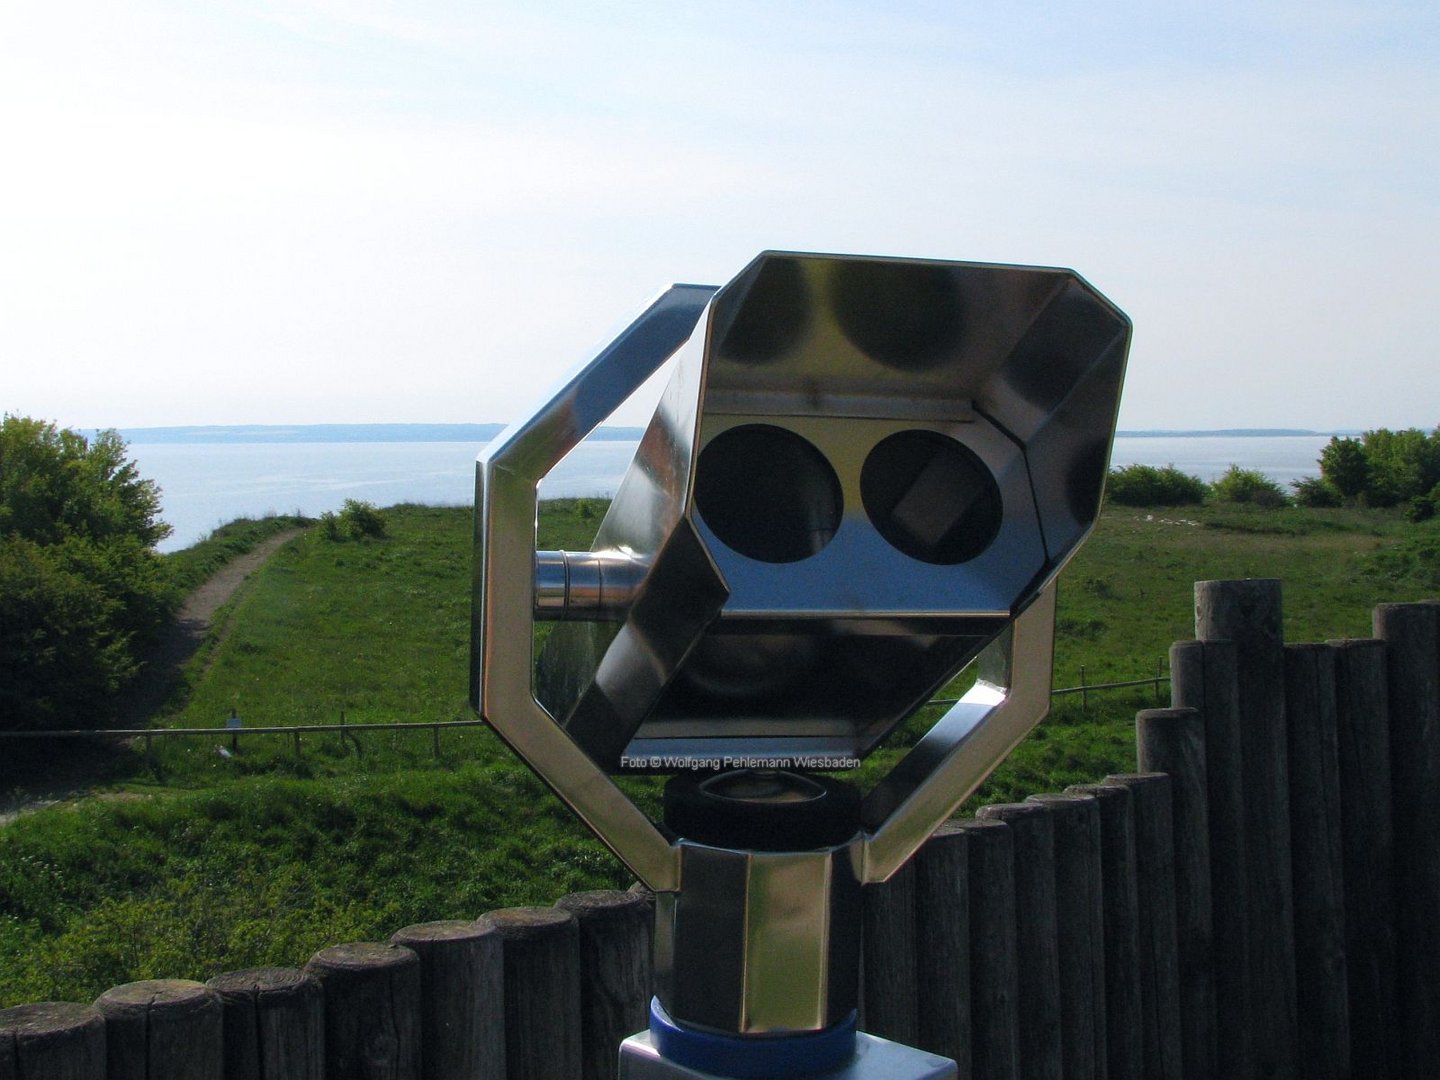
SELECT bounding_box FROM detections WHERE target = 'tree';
[1361,427,1440,507]
[1318,437,1370,504]
[0,416,175,730]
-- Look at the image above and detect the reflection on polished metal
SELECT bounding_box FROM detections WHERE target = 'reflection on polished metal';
[472,252,1130,1069]
[619,1030,958,1080]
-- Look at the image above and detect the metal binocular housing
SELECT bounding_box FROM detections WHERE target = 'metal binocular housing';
[473,251,1129,1042]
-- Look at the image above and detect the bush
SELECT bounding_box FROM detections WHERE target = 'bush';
[0,417,176,730]
[1210,465,1290,508]
[1291,476,1342,508]
[1407,484,1440,524]
[318,500,388,542]
[1105,464,1208,507]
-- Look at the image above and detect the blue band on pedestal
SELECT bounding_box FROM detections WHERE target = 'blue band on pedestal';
[649,998,857,1079]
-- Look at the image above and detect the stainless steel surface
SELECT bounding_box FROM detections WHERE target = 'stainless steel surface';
[618,1031,958,1080]
[655,839,862,1034]
[473,283,718,892]
[534,549,649,619]
[471,251,1129,1046]
[527,252,1128,774]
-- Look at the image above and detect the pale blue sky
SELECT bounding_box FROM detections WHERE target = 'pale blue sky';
[2,2,1436,431]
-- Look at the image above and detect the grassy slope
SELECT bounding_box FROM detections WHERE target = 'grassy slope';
[1,498,1431,1005]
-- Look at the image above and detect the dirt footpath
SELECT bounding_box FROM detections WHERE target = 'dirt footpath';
[0,529,304,824]
[115,528,305,725]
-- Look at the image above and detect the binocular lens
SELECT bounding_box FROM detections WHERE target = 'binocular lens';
[861,430,1002,564]
[694,424,842,564]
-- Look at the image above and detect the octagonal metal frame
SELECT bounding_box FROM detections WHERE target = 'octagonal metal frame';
[471,255,1113,889]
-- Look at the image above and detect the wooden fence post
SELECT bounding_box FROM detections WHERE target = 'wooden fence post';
[1373,602,1440,1080]
[861,858,919,1046]
[0,1002,106,1080]
[554,890,653,1080]
[1066,782,1142,1080]
[1136,706,1216,1080]
[1168,638,1251,1079]
[1195,577,1298,1080]
[958,817,1019,1080]
[389,920,505,1080]
[1284,644,1350,1080]
[206,967,323,1080]
[94,979,223,1080]
[913,821,970,1077]
[487,906,582,1080]
[1328,637,1399,1079]
[1025,793,1107,1080]
[976,802,1061,1080]
[304,943,422,1080]
[1105,774,1183,1080]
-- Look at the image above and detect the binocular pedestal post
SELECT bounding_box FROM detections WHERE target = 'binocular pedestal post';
[618,1029,957,1080]
[614,769,958,1080]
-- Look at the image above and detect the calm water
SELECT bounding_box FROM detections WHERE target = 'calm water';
[133,434,1331,553]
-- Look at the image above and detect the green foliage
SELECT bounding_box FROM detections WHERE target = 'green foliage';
[0,418,169,547]
[1105,464,1207,506]
[1361,427,1440,507]
[1316,428,1440,508]
[1291,476,1342,508]
[0,498,1421,1005]
[0,767,629,1004]
[0,417,176,730]
[1319,437,1370,503]
[1405,485,1439,524]
[1209,465,1290,508]
[318,500,388,542]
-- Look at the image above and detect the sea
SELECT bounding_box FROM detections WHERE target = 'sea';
[126,429,1336,554]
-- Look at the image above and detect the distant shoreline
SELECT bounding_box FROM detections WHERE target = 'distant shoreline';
[107,423,1356,445]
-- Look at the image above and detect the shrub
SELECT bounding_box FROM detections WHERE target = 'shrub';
[0,417,175,730]
[1291,476,1342,508]
[1210,465,1290,508]
[317,501,388,542]
[1105,464,1208,507]
[1407,484,1440,524]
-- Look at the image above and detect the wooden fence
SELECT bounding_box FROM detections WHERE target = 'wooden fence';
[2,580,1436,1080]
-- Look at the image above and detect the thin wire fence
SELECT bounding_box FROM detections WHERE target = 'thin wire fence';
[0,662,1170,756]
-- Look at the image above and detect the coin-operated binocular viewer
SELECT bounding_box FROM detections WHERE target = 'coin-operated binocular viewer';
[473,252,1129,1079]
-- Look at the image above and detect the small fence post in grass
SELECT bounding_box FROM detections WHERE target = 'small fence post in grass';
[1283,644,1350,1080]
[958,817,1019,1080]
[206,967,323,1080]
[1328,636,1399,1079]
[913,820,971,1076]
[1025,792,1107,1080]
[1195,577,1298,1080]
[553,890,653,1080]
[0,1001,106,1080]
[1136,706,1217,1080]
[487,906,582,1080]
[1067,782,1143,1080]
[389,919,505,1080]
[976,801,1062,1080]
[304,942,422,1080]
[1373,601,1440,1079]
[1105,773,1183,1080]
[94,979,223,1080]
[861,857,919,1046]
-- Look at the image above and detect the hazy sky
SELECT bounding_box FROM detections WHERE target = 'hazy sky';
[2,1,1436,432]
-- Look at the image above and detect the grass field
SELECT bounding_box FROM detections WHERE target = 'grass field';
[1,496,1434,1005]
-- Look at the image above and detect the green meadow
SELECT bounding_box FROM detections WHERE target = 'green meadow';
[1,498,1434,1005]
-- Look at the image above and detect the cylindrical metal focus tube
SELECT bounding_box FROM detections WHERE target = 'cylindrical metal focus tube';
[533,549,648,620]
